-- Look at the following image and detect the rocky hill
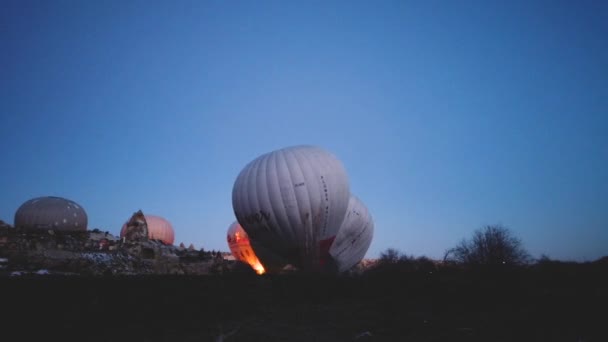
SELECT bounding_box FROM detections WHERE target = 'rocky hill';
[0,224,233,276]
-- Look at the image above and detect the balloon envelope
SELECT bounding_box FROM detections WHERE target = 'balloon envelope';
[329,195,374,272]
[232,145,350,271]
[14,196,88,232]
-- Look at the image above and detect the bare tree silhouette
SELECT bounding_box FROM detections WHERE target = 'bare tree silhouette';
[444,225,531,266]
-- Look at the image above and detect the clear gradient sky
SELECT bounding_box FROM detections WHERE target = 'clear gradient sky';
[1,0,607,261]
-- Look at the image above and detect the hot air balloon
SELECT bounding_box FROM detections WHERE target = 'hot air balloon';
[232,145,350,271]
[120,214,175,245]
[14,196,87,231]
[227,221,267,274]
[329,195,374,272]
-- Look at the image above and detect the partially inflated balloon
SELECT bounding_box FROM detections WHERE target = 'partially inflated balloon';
[329,195,374,272]
[232,145,350,271]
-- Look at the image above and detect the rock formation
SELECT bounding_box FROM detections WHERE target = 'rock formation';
[122,210,149,242]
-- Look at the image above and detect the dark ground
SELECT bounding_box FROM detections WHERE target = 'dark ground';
[2,263,607,342]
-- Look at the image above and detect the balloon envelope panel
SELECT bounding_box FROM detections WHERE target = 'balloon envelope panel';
[232,145,350,271]
[329,195,374,272]
[14,196,88,231]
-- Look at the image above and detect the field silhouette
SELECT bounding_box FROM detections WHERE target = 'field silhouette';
[3,258,607,342]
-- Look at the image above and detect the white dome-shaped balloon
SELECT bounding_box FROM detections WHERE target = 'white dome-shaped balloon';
[14,196,87,232]
[232,145,350,271]
[329,195,374,272]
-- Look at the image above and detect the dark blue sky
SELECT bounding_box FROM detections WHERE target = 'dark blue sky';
[1,0,606,261]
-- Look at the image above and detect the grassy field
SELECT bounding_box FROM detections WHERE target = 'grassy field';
[2,263,607,342]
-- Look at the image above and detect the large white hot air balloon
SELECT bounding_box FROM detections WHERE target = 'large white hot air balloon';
[232,145,350,271]
[329,195,374,272]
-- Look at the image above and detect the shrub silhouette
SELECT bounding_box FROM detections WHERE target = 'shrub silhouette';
[378,248,401,264]
[371,248,437,274]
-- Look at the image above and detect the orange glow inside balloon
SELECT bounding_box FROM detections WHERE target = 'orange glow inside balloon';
[228,224,265,275]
